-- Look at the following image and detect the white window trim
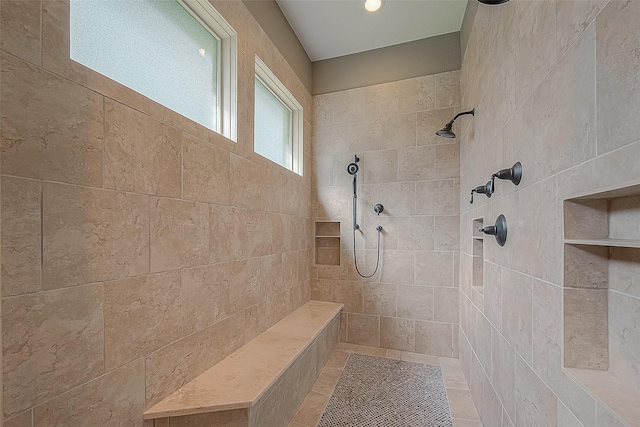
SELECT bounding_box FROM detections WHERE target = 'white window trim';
[180,0,237,141]
[255,55,304,175]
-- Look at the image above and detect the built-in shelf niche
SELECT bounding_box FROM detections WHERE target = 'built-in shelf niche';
[315,222,340,266]
[562,184,640,425]
[472,218,484,300]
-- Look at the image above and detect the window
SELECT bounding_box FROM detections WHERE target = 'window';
[254,56,303,175]
[70,0,237,141]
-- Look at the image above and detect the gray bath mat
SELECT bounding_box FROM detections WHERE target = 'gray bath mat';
[318,353,453,427]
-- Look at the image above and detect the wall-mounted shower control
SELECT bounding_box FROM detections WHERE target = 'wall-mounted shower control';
[374,204,384,215]
[470,162,522,203]
[480,214,508,246]
[470,180,493,203]
[492,162,522,186]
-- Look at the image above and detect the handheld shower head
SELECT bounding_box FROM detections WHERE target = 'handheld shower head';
[347,154,360,175]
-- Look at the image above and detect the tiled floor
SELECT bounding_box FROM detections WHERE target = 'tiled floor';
[288,343,482,427]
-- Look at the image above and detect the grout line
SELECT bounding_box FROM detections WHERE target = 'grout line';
[40,177,44,292]
[39,0,43,67]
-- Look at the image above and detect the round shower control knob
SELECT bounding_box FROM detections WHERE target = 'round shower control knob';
[373,204,384,215]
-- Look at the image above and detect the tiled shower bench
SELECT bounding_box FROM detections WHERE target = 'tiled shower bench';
[143,300,343,427]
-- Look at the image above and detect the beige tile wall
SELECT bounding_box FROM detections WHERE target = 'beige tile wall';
[311,71,461,357]
[0,0,312,424]
[459,1,640,426]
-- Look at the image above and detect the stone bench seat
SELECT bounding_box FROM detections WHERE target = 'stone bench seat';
[143,300,343,426]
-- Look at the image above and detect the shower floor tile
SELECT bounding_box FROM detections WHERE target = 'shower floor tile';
[289,345,479,427]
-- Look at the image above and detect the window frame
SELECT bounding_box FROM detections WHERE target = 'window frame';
[254,55,304,175]
[179,0,238,141]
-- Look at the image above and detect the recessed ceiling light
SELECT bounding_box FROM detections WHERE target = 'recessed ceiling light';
[364,0,383,12]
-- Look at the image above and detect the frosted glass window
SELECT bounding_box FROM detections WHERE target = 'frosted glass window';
[71,0,218,130]
[254,78,292,169]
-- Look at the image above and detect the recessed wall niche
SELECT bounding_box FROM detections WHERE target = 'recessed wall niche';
[562,184,640,424]
[315,221,340,265]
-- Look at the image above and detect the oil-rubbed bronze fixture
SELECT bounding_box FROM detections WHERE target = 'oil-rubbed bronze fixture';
[435,109,475,139]
[480,214,508,246]
[471,162,522,204]
[470,180,493,204]
[492,162,522,186]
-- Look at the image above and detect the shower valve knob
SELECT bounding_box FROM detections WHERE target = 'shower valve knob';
[373,204,384,215]
[470,180,493,204]
[479,214,508,246]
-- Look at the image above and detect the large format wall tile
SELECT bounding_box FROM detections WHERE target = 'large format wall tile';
[346,313,379,347]
[596,0,640,154]
[209,205,249,263]
[0,0,41,65]
[42,183,149,289]
[4,411,32,427]
[381,113,417,150]
[363,283,396,316]
[397,285,434,320]
[556,0,608,57]
[104,271,183,371]
[182,264,230,334]
[608,291,640,391]
[514,356,558,427]
[1,0,314,423]
[33,359,145,427]
[501,268,533,364]
[415,251,454,287]
[416,180,458,215]
[150,197,209,272]
[415,320,454,357]
[145,312,245,407]
[530,22,596,178]
[399,74,435,113]
[1,52,104,187]
[380,317,415,352]
[1,176,41,296]
[2,285,104,418]
[514,0,557,106]
[104,99,182,197]
[230,154,266,210]
[398,146,436,182]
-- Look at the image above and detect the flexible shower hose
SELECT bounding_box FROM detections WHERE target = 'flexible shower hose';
[352,225,382,278]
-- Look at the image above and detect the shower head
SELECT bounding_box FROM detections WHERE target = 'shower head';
[435,108,475,139]
[478,0,510,4]
[436,121,456,139]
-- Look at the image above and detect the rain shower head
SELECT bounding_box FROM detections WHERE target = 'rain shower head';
[435,108,475,139]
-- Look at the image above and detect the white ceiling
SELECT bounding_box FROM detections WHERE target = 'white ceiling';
[276,0,468,62]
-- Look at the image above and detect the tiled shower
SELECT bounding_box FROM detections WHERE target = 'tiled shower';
[1,0,640,426]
